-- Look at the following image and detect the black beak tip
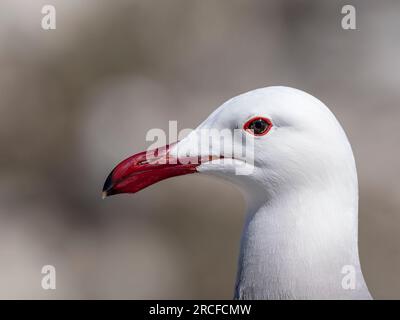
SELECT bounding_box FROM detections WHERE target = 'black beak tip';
[102,170,114,199]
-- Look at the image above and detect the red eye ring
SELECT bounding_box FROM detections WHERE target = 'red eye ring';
[243,116,273,136]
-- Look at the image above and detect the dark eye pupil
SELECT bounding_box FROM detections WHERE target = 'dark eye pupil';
[249,119,268,134]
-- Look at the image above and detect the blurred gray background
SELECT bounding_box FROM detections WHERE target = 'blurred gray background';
[0,0,399,299]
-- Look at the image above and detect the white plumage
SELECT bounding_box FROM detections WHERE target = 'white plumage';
[170,87,371,299]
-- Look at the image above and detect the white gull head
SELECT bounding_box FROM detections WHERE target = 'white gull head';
[103,86,372,299]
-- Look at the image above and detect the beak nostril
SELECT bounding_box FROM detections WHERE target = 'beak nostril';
[137,160,149,165]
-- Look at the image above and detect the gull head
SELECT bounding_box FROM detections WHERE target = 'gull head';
[101,86,371,300]
[102,86,355,202]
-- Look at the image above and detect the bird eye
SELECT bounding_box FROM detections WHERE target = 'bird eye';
[243,117,272,136]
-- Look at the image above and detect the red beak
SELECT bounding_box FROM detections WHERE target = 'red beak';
[102,144,200,198]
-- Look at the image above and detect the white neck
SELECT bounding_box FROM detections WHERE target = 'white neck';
[234,171,371,299]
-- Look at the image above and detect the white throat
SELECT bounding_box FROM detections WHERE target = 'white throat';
[234,157,371,299]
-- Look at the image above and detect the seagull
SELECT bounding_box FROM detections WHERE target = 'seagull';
[102,86,372,300]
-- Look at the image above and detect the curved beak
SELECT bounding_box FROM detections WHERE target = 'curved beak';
[102,143,204,198]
